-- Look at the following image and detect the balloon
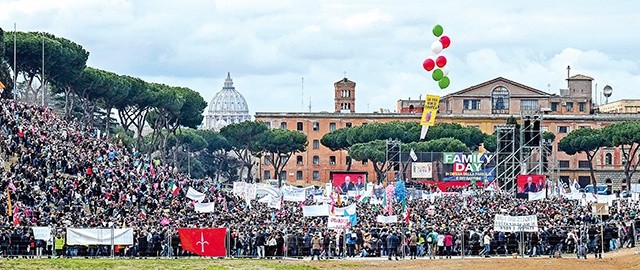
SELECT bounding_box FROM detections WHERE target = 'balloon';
[422,58,435,71]
[440,36,451,49]
[431,41,443,54]
[436,56,447,68]
[441,67,449,76]
[432,69,444,81]
[439,76,450,89]
[432,24,443,37]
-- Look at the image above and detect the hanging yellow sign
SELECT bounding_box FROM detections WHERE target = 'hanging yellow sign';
[420,95,440,126]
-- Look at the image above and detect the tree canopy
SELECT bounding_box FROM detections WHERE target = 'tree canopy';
[602,121,640,188]
[559,127,611,188]
[254,128,308,187]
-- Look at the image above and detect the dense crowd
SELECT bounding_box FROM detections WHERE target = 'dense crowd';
[0,99,638,259]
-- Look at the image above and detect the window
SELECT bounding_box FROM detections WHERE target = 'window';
[296,156,303,165]
[296,122,303,131]
[559,160,570,168]
[313,156,319,165]
[296,171,303,180]
[265,122,271,129]
[264,156,273,165]
[279,156,288,164]
[557,126,570,134]
[329,122,336,132]
[566,102,573,112]
[280,170,287,180]
[313,122,319,131]
[280,122,287,129]
[264,170,271,180]
[345,122,352,128]
[329,156,336,165]
[463,99,481,110]
[520,100,539,111]
[341,89,350,98]
[605,153,612,165]
[579,102,587,112]
[362,160,368,165]
[313,140,319,149]
[491,86,510,112]
[551,102,559,112]
[313,171,320,180]
[578,160,590,168]
[346,156,352,165]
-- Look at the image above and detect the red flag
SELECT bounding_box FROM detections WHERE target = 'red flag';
[12,206,19,226]
[178,228,227,257]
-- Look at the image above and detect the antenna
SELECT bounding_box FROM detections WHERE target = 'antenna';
[308,97,312,112]
[301,77,304,112]
[344,71,347,78]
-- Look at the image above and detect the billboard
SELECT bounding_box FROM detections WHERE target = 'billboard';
[441,152,495,182]
[420,95,440,127]
[330,172,368,195]
[411,162,433,179]
[517,174,546,195]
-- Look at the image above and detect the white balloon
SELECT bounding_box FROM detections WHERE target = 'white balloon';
[441,67,449,76]
[431,41,443,54]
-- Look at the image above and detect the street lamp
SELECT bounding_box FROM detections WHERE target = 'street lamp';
[603,85,613,104]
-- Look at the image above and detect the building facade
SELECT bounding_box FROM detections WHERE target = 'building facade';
[598,99,640,113]
[204,73,251,131]
[255,75,640,191]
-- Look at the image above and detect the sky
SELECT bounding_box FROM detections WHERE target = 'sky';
[2,0,639,115]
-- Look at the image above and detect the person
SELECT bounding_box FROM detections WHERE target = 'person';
[311,233,322,260]
[256,232,265,258]
[523,176,538,193]
[482,230,492,258]
[408,232,417,259]
[387,232,399,260]
[444,231,453,259]
[356,176,365,189]
[340,176,356,194]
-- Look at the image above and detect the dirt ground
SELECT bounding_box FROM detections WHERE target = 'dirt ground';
[280,248,640,270]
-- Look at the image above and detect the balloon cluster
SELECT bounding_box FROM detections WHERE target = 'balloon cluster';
[422,24,451,89]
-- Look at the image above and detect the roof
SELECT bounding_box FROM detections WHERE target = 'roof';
[568,74,594,81]
[442,77,552,98]
[334,77,355,84]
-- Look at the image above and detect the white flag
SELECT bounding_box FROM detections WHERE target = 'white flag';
[376,215,398,223]
[409,148,418,162]
[186,187,206,202]
[194,202,216,213]
[420,126,429,140]
[32,227,51,240]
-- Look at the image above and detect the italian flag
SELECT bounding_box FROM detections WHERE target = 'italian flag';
[171,182,180,196]
[140,208,147,219]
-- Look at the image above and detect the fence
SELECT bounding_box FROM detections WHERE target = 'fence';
[0,221,637,259]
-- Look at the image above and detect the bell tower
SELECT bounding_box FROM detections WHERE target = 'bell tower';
[334,77,356,113]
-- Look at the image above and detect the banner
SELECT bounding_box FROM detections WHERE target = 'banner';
[334,203,356,216]
[194,202,216,213]
[233,182,246,197]
[527,190,546,201]
[32,227,51,240]
[420,94,440,126]
[178,228,226,257]
[66,228,134,245]
[244,183,256,201]
[282,186,306,202]
[493,215,538,232]
[327,216,350,229]
[411,162,433,179]
[331,172,368,195]
[186,187,206,202]
[302,205,330,217]
[376,215,398,223]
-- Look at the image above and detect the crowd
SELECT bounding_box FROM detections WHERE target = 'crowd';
[0,99,638,259]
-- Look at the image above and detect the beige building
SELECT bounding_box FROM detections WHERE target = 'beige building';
[598,99,640,113]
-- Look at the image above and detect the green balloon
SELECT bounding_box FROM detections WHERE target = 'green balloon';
[432,69,444,81]
[433,24,444,37]
[439,76,450,89]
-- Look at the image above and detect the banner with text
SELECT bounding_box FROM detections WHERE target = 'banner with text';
[66,228,134,245]
[411,162,433,179]
[376,215,398,224]
[493,215,538,232]
[442,152,495,182]
[327,216,350,229]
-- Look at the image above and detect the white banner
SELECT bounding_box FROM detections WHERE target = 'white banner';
[233,182,246,197]
[259,195,282,209]
[327,216,350,229]
[244,183,256,201]
[282,186,306,202]
[376,215,398,223]
[66,228,134,245]
[528,190,546,201]
[194,202,216,213]
[186,187,206,202]
[411,162,433,178]
[32,227,51,240]
[493,215,538,232]
[302,205,330,217]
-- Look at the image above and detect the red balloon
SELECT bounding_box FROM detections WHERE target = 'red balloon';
[440,36,451,49]
[422,58,435,71]
[436,56,447,68]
